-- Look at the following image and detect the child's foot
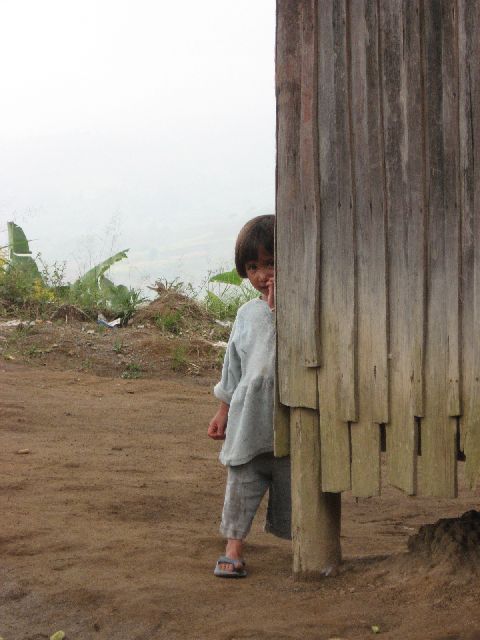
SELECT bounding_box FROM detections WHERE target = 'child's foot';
[214,539,245,577]
[214,555,247,578]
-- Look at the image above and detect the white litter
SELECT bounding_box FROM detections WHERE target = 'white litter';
[0,319,35,328]
[215,319,232,328]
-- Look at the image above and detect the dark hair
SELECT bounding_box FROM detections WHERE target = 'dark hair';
[234,215,275,278]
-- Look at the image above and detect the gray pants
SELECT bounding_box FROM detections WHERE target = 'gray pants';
[220,453,291,540]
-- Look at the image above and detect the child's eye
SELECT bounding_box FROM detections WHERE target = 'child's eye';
[246,263,257,271]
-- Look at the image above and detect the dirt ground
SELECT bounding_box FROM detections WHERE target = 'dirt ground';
[1,319,480,640]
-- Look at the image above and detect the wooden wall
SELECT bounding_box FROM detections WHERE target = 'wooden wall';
[276,0,480,498]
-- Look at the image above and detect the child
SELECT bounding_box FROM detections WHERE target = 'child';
[207,214,291,578]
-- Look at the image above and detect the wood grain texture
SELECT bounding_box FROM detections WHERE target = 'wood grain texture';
[317,0,354,492]
[348,0,387,497]
[380,0,425,494]
[417,0,459,497]
[276,0,318,409]
[458,0,480,488]
[274,345,291,457]
[290,407,342,579]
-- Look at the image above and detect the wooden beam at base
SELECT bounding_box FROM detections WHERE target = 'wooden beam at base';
[290,407,342,580]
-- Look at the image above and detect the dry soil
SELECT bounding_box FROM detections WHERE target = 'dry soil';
[1,320,480,640]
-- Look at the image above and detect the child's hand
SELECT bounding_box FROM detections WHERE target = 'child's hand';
[266,276,275,310]
[207,402,229,440]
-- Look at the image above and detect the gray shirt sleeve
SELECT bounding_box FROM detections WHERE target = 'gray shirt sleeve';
[213,318,241,404]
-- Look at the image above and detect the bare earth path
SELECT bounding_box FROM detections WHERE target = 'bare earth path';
[2,361,480,640]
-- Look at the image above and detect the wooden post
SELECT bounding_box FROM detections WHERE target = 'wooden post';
[290,407,341,579]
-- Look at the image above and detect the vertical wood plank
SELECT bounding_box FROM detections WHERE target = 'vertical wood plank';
[348,0,387,497]
[291,407,342,579]
[276,0,318,409]
[458,0,480,487]
[317,0,355,492]
[381,0,425,494]
[274,342,290,457]
[299,0,321,368]
[418,0,459,497]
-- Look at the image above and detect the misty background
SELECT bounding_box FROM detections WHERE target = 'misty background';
[0,0,276,293]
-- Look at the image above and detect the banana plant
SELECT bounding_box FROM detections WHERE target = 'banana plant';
[4,222,143,320]
[7,222,41,279]
[208,267,242,286]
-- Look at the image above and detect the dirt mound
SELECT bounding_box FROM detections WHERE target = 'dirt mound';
[407,510,480,576]
[50,304,92,322]
[134,291,210,324]
[133,287,230,343]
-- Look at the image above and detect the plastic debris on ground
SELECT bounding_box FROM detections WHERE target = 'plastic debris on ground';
[97,313,122,329]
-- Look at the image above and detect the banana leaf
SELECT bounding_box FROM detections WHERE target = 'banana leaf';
[7,221,41,279]
[209,268,242,286]
[74,250,129,291]
[206,290,224,306]
[70,249,142,319]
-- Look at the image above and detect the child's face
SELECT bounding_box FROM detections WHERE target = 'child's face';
[245,246,274,297]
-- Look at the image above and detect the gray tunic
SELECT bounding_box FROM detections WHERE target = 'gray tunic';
[214,298,275,466]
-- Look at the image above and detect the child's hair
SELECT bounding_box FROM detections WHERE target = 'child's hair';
[234,215,275,278]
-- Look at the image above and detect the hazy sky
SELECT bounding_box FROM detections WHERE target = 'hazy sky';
[0,0,276,291]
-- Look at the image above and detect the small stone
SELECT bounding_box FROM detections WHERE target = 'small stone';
[16,449,30,455]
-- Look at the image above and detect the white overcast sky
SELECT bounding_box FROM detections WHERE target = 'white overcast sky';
[0,0,276,291]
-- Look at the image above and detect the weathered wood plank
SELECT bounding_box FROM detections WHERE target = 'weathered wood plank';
[458,0,480,487]
[290,407,342,579]
[380,0,425,494]
[417,0,459,497]
[276,0,318,409]
[317,0,354,492]
[348,0,386,497]
[274,342,290,457]
[299,0,321,368]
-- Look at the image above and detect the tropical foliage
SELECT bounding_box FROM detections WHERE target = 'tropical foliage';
[0,222,145,321]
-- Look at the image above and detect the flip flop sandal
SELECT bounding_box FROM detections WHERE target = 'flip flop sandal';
[213,555,247,578]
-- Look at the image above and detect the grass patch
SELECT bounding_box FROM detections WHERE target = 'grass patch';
[122,362,142,379]
[113,339,124,354]
[154,311,182,334]
[171,346,188,372]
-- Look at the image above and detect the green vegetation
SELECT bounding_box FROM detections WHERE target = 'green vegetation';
[154,310,182,334]
[113,339,124,354]
[122,362,142,379]
[205,267,257,320]
[0,223,257,326]
[1,222,146,321]
[171,345,188,371]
